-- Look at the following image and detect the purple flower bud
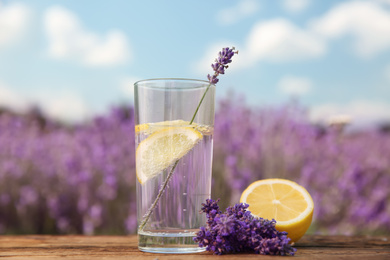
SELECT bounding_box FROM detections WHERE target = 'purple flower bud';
[207,74,219,85]
[217,66,225,74]
[207,47,238,84]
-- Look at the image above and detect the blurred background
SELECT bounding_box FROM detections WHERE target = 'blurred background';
[0,0,389,235]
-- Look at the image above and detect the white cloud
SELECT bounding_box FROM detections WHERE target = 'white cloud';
[0,81,89,122]
[216,0,260,25]
[194,19,325,73]
[44,6,130,66]
[196,1,390,71]
[0,2,30,48]
[282,0,310,13]
[311,1,390,57]
[310,100,390,126]
[239,18,325,68]
[278,75,312,96]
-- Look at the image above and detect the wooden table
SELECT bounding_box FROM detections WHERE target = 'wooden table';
[0,235,389,259]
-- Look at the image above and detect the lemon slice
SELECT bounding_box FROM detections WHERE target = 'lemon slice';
[135,123,150,133]
[136,126,202,184]
[240,178,314,242]
[135,120,196,134]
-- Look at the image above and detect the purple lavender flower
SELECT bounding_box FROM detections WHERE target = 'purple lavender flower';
[201,198,222,215]
[207,47,238,85]
[194,199,296,256]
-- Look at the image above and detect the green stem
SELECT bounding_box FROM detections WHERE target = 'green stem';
[138,83,212,232]
[189,84,211,125]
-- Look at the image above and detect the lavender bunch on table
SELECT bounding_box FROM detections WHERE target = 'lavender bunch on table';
[194,199,296,256]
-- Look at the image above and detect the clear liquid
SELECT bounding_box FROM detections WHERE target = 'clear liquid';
[136,123,213,253]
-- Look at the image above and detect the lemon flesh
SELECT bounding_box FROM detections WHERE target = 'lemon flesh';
[136,125,202,184]
[240,178,314,242]
[135,120,196,134]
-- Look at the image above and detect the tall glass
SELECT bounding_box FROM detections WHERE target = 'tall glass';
[134,78,215,253]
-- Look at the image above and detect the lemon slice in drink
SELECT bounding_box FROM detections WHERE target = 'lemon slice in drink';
[136,126,202,184]
[135,120,197,134]
[240,179,314,242]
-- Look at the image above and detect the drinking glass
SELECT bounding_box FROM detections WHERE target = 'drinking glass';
[134,78,215,253]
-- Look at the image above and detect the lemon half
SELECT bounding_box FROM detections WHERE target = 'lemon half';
[240,178,314,242]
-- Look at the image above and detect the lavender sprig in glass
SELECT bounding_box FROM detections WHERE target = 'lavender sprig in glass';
[138,47,238,231]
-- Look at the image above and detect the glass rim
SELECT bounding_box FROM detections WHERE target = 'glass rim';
[134,78,214,88]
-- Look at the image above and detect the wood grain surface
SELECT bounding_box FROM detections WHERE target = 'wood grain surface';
[0,235,389,259]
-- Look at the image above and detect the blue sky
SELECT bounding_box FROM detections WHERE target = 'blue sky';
[0,0,390,126]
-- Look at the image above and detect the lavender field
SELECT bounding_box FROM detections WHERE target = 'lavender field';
[0,98,389,235]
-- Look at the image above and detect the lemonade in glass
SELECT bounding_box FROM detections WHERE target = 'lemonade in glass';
[134,79,215,253]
